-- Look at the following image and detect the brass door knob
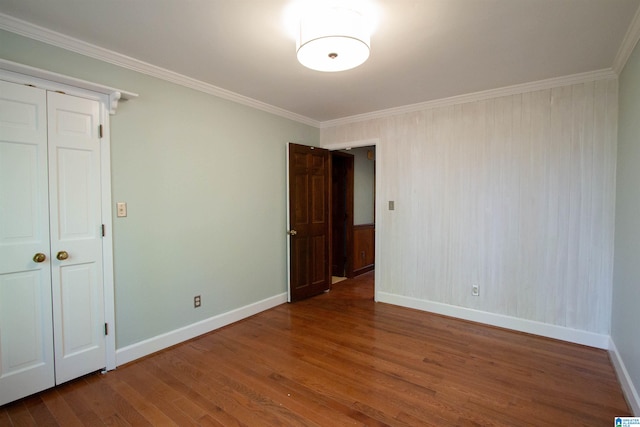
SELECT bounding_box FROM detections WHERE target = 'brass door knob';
[288,229,297,236]
[56,251,69,261]
[33,253,47,263]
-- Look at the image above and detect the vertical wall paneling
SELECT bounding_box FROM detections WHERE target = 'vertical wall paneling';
[604,79,617,328]
[321,78,617,335]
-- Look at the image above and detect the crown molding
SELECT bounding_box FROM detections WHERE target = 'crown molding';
[0,11,623,130]
[613,4,640,75]
[0,13,321,128]
[319,68,617,128]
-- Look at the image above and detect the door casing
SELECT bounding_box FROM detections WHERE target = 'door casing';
[319,139,379,299]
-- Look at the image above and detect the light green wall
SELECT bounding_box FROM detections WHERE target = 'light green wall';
[0,30,320,348]
[613,39,640,412]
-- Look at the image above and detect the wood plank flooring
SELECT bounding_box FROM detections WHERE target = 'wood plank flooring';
[1,271,631,426]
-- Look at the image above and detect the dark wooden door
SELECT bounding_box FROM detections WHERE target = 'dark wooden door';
[288,143,331,301]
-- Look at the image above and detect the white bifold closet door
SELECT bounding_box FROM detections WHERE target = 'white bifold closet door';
[0,80,106,406]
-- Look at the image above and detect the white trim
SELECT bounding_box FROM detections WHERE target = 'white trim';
[320,138,379,151]
[320,139,382,303]
[376,291,610,349]
[0,13,320,127]
[99,108,117,371]
[286,143,292,303]
[320,69,617,128]
[115,293,288,366]
[613,4,640,75]
[609,338,640,415]
[0,59,137,114]
[0,67,117,108]
[1,12,621,130]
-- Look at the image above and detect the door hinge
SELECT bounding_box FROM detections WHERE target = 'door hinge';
[98,124,103,138]
[104,323,108,335]
[101,224,105,237]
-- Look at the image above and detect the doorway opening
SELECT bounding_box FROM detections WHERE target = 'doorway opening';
[286,140,378,302]
[330,146,376,284]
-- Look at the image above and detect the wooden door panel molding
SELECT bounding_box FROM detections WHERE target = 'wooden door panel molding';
[291,236,309,291]
[288,143,330,301]
[353,224,375,276]
[311,235,327,285]
[311,175,326,224]
[293,174,309,226]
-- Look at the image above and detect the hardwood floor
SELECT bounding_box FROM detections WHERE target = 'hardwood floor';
[1,271,631,426]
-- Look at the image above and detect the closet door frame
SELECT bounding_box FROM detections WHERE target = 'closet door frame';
[0,67,121,371]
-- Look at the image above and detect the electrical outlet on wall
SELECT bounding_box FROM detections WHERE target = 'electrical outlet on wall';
[472,285,479,296]
[116,202,127,217]
[194,295,201,308]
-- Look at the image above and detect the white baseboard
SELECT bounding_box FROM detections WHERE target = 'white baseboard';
[376,291,610,349]
[609,338,640,415]
[115,292,288,366]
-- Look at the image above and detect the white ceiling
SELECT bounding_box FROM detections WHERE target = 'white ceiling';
[0,0,639,124]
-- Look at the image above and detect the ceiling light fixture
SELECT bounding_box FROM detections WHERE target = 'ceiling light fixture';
[296,6,370,72]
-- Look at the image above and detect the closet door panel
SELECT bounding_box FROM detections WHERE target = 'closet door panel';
[0,80,54,406]
[48,91,105,384]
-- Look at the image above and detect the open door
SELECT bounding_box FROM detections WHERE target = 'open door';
[287,143,331,302]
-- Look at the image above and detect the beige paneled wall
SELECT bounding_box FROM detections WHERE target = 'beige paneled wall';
[321,78,617,335]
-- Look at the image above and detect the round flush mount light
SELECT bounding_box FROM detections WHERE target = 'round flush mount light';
[296,6,371,72]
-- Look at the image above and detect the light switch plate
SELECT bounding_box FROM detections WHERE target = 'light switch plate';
[116,202,127,217]
[388,201,395,210]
